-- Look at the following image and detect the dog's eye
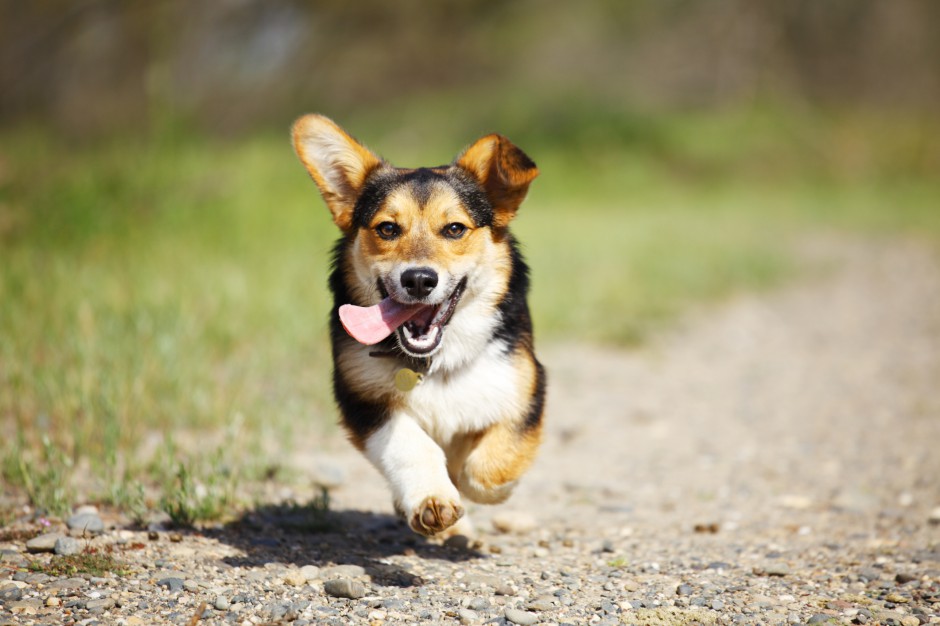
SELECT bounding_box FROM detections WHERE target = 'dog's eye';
[375,222,400,240]
[442,223,467,239]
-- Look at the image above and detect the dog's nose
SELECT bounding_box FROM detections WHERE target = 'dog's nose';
[400,267,438,299]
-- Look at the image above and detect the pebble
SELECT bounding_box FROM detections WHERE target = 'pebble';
[86,597,116,612]
[928,506,940,526]
[505,607,539,625]
[468,597,490,611]
[320,564,366,579]
[53,536,82,556]
[67,512,105,534]
[758,564,791,577]
[677,583,693,596]
[300,564,321,581]
[458,608,479,624]
[0,586,24,602]
[492,511,537,534]
[710,599,725,610]
[214,596,231,611]
[156,577,184,592]
[284,569,307,586]
[25,532,62,553]
[323,578,367,599]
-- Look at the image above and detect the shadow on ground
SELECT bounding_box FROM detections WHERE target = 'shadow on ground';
[202,502,480,588]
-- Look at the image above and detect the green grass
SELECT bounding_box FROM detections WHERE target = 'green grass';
[1,105,938,520]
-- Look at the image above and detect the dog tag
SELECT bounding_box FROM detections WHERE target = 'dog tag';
[394,368,423,392]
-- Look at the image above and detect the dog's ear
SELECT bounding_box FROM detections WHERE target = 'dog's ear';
[454,134,538,228]
[292,114,383,231]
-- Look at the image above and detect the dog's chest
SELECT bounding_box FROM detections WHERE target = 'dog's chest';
[404,345,522,444]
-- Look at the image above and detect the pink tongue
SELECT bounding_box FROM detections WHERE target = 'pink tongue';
[339,298,427,345]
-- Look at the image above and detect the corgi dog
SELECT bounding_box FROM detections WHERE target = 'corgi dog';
[292,114,545,536]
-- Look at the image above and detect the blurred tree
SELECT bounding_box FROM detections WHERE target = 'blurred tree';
[1,0,937,138]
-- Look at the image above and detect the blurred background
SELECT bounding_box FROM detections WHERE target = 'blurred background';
[1,0,938,521]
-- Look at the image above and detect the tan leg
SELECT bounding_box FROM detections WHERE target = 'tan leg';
[455,420,542,504]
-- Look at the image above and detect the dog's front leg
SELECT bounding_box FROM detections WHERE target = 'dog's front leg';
[363,412,464,536]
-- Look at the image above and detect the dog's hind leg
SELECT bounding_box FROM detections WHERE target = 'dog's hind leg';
[363,412,464,536]
[455,419,543,505]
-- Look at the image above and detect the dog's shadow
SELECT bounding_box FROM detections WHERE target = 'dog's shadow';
[203,501,480,588]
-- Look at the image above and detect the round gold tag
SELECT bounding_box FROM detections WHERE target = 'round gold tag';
[394,368,423,392]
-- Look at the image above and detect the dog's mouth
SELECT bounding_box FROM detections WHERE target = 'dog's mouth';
[337,278,466,356]
[396,278,466,355]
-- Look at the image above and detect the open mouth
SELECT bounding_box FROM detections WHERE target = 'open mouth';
[336,277,467,356]
[396,278,466,355]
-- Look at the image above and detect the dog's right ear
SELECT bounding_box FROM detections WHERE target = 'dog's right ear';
[292,114,383,231]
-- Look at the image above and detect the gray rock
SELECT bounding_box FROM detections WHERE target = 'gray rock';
[468,597,490,611]
[458,608,478,624]
[320,564,366,579]
[444,534,471,550]
[527,596,555,611]
[26,532,63,553]
[710,599,725,610]
[86,597,116,612]
[300,564,321,581]
[45,577,86,590]
[808,615,834,624]
[214,596,231,611]
[677,584,693,596]
[157,577,185,593]
[183,579,200,592]
[323,578,366,599]
[54,536,82,556]
[858,567,882,581]
[67,513,105,534]
[505,608,539,626]
[0,586,24,602]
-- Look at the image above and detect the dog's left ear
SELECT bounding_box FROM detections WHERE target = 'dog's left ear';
[454,134,539,228]
[292,114,383,231]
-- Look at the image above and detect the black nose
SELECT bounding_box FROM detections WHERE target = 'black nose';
[400,267,438,299]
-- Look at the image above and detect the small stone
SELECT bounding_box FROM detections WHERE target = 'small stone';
[86,597,116,612]
[300,565,320,581]
[895,572,918,584]
[323,578,366,599]
[444,534,471,550]
[885,593,910,603]
[492,511,537,534]
[855,613,869,624]
[320,564,366,579]
[67,513,105,534]
[0,586,24,602]
[54,536,82,556]
[807,615,832,624]
[927,506,940,525]
[183,579,200,592]
[169,532,183,542]
[858,567,882,581]
[284,570,307,587]
[214,596,231,611]
[677,584,693,596]
[527,596,555,611]
[157,577,184,593]
[899,617,920,626]
[505,607,539,625]
[468,597,490,611]
[45,596,60,607]
[28,532,66,553]
[458,608,479,624]
[710,599,724,610]
[494,584,514,596]
[756,564,791,577]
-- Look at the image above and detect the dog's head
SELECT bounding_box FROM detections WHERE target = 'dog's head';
[292,114,538,358]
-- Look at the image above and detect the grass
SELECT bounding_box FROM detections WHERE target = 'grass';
[28,548,132,578]
[1,104,938,521]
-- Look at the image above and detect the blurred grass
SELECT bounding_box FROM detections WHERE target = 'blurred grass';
[1,103,938,518]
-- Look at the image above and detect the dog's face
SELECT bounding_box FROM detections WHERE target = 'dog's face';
[292,115,538,357]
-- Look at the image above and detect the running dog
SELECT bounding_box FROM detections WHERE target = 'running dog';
[292,114,545,536]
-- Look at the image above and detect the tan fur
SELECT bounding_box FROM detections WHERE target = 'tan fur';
[292,114,545,535]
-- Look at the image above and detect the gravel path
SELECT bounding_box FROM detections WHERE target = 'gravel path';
[2,238,940,626]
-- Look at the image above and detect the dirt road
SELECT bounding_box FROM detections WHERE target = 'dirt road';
[3,237,939,625]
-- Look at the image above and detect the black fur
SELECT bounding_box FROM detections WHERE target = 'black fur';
[353,167,494,229]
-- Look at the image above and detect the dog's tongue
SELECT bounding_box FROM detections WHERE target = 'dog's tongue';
[339,298,427,345]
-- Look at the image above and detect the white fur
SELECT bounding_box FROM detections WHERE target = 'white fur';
[363,412,462,516]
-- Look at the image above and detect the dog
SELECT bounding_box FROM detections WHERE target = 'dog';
[291,114,545,536]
